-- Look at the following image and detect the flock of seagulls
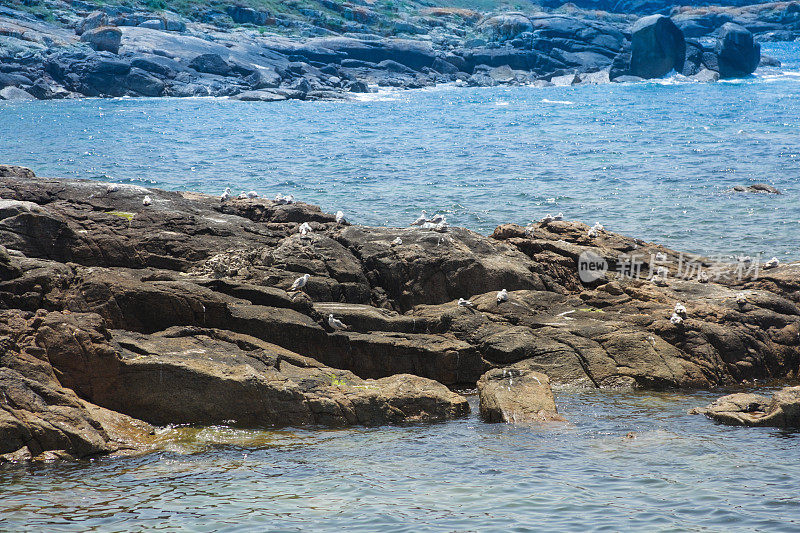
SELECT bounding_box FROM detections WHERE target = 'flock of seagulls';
[587,222,604,238]
[410,211,449,231]
[540,213,563,224]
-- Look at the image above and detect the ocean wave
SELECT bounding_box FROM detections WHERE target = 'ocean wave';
[541,98,574,105]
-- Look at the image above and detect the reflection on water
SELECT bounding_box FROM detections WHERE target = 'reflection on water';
[2,389,800,532]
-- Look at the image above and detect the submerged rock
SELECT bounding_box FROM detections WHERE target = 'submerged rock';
[692,386,800,427]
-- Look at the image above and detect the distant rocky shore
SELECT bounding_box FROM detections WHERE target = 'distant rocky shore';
[1,165,799,462]
[0,0,792,101]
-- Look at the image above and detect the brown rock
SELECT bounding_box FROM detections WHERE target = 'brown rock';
[477,362,565,423]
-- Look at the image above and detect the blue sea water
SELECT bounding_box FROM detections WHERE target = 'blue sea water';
[1,43,800,260]
[1,43,800,532]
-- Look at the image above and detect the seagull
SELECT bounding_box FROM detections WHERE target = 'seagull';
[142,195,152,206]
[674,302,687,317]
[736,292,747,306]
[541,214,554,224]
[587,227,598,238]
[335,210,346,224]
[284,194,295,204]
[299,222,313,236]
[764,257,779,269]
[457,297,474,308]
[670,313,683,326]
[238,191,248,199]
[246,191,259,199]
[106,184,119,193]
[588,222,603,238]
[697,271,709,284]
[289,273,310,291]
[497,289,508,303]
[430,213,446,224]
[221,187,232,201]
[328,314,349,330]
[391,237,402,246]
[410,211,428,226]
[651,275,668,287]
[553,212,564,221]
[274,194,287,205]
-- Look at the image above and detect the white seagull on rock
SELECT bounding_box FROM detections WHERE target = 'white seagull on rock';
[328,314,349,330]
[541,214,554,224]
[221,188,232,201]
[299,222,313,237]
[391,237,402,246]
[410,211,428,226]
[497,289,508,303]
[736,292,747,306]
[458,298,474,308]
[553,212,564,221]
[142,195,152,206]
[674,303,687,317]
[430,213,446,224]
[335,210,346,224]
[670,313,684,326]
[290,273,310,291]
[764,257,779,269]
[247,191,259,199]
[238,191,248,199]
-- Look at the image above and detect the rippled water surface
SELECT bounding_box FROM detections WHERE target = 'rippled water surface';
[2,390,800,532]
[2,43,800,259]
[2,44,800,531]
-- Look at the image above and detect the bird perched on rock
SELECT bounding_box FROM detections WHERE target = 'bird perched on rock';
[410,211,428,226]
[670,313,684,326]
[553,212,564,221]
[587,222,604,238]
[698,271,709,283]
[221,188,232,201]
[142,195,152,206]
[391,237,402,246]
[458,298,474,308]
[764,257,780,269]
[651,275,668,287]
[497,289,508,303]
[541,214,554,224]
[328,314,349,330]
[247,191,259,199]
[430,213,446,224]
[299,222,313,237]
[736,292,747,306]
[335,210,346,224]
[238,191,248,199]
[422,220,449,232]
[674,302,687,317]
[290,273,310,291]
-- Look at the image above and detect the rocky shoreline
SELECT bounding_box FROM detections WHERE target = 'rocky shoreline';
[1,165,799,462]
[0,0,789,101]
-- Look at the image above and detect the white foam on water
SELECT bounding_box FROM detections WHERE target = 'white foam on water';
[541,98,574,105]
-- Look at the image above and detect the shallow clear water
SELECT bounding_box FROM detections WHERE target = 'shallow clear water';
[1,43,799,259]
[2,44,800,530]
[2,390,800,532]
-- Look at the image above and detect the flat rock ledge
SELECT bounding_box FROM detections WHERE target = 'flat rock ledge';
[691,386,800,428]
[1,167,800,459]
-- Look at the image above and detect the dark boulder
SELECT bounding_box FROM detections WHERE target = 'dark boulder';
[629,15,685,79]
[715,23,760,78]
[188,53,232,76]
[125,68,165,97]
[80,27,123,54]
[226,5,273,26]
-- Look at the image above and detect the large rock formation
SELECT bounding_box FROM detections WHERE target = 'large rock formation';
[1,167,799,458]
[715,23,761,78]
[629,15,686,78]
